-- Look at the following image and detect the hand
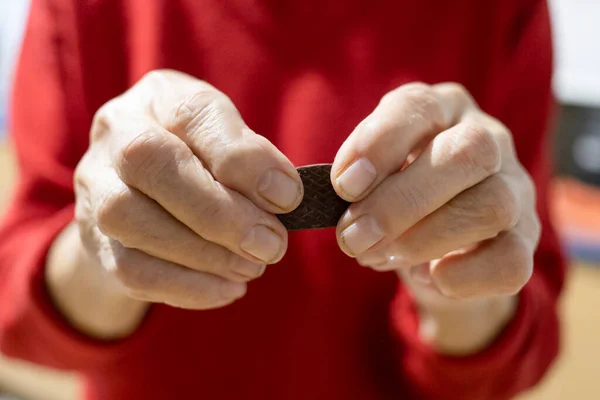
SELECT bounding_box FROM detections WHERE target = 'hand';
[331,83,540,352]
[74,70,302,310]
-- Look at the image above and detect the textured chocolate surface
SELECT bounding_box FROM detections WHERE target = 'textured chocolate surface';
[277,164,350,231]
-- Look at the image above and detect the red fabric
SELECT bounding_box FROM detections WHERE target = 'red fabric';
[0,0,565,399]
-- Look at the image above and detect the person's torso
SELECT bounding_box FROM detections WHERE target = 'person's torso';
[67,1,532,398]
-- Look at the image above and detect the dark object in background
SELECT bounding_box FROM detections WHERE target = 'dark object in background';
[555,105,600,187]
[552,104,600,264]
[277,164,350,231]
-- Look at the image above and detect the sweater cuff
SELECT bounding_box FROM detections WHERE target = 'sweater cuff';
[0,205,164,371]
[392,282,533,371]
[390,273,554,399]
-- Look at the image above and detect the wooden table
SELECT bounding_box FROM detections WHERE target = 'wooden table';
[518,264,600,400]
[0,140,599,399]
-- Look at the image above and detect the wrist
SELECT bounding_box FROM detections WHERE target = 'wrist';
[46,222,149,340]
[415,294,518,356]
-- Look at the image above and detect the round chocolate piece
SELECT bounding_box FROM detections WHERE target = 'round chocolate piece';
[276,164,350,231]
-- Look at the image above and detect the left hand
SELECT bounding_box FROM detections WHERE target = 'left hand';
[331,83,540,350]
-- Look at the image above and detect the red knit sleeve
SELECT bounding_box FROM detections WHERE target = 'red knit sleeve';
[390,1,566,399]
[0,0,163,371]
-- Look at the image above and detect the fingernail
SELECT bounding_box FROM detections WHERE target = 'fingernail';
[411,264,432,285]
[340,215,384,256]
[220,282,247,299]
[336,158,377,199]
[232,261,266,279]
[258,169,301,210]
[241,225,283,263]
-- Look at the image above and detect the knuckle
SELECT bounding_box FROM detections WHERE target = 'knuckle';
[402,83,437,106]
[93,101,111,122]
[117,130,187,189]
[139,69,171,87]
[356,119,399,145]
[112,249,166,296]
[189,189,229,232]
[465,123,502,174]
[486,200,519,232]
[224,251,246,273]
[110,248,145,290]
[74,152,93,183]
[170,89,233,134]
[209,142,260,181]
[167,287,204,309]
[95,186,132,237]
[436,82,476,111]
[403,82,432,92]
[382,82,429,104]
[442,191,481,236]
[144,69,166,80]
[90,107,108,136]
[498,234,534,295]
[117,129,162,177]
[206,284,231,306]
[90,99,120,142]
[388,184,429,221]
[444,82,471,102]
[484,177,521,230]
[177,281,226,308]
[451,123,501,177]
[386,83,444,128]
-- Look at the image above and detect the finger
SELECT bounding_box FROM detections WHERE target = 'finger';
[337,121,502,257]
[102,117,287,264]
[383,173,522,267]
[428,228,535,299]
[88,168,266,282]
[331,82,475,201]
[102,240,247,310]
[143,71,303,213]
[355,251,389,269]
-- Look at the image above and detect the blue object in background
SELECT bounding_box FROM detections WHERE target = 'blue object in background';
[0,0,30,136]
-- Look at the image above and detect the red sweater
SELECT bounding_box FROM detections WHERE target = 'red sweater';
[0,0,565,399]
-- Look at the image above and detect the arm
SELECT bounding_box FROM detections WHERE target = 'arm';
[0,0,141,369]
[330,0,564,398]
[391,139,563,399]
[45,222,149,340]
[1,0,300,371]
[392,1,565,397]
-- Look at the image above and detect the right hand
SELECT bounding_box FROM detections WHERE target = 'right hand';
[74,70,303,310]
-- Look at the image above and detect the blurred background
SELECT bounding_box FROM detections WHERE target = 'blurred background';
[0,1,599,399]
